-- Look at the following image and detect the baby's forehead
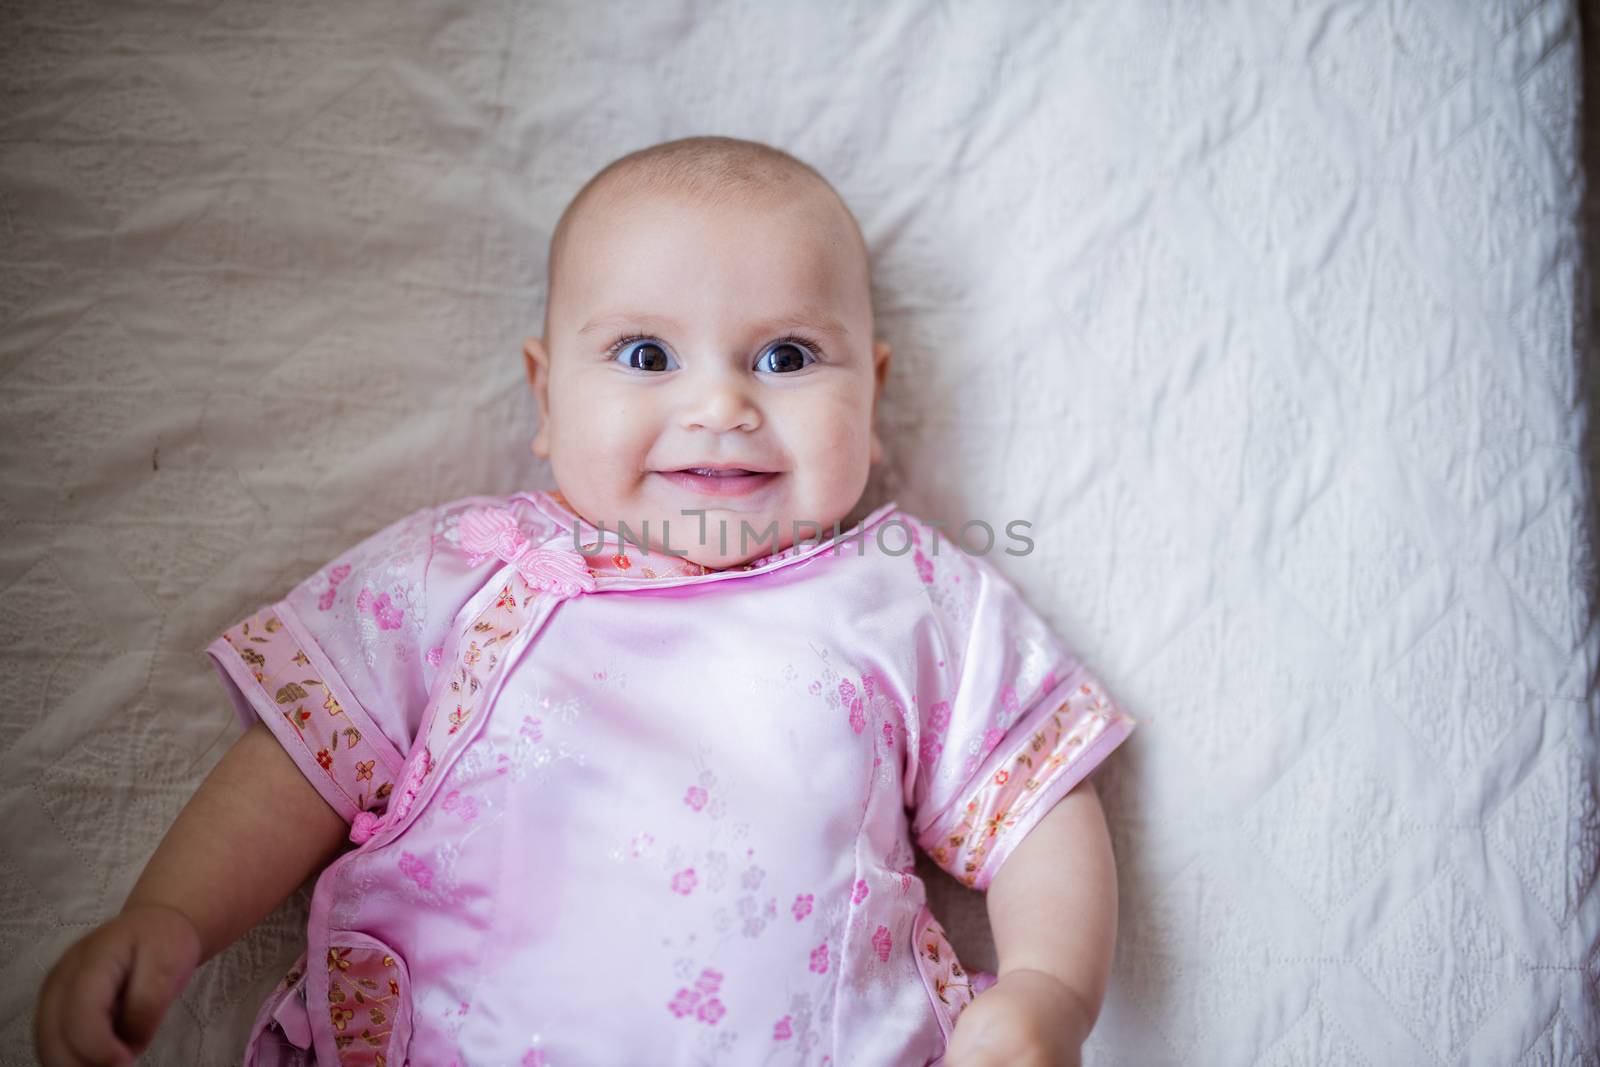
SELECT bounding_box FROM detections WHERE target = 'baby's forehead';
[545,173,872,332]
[588,180,842,234]
[565,185,862,277]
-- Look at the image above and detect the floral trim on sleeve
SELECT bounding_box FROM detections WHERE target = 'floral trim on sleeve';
[208,604,405,824]
[916,668,1137,890]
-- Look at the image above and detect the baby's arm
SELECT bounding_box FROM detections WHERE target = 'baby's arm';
[35,720,349,1066]
[943,776,1117,1067]
[121,719,349,959]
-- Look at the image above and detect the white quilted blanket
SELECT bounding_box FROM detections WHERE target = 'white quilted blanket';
[1,1,1594,1063]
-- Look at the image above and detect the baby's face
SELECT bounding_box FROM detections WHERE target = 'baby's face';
[525,186,890,570]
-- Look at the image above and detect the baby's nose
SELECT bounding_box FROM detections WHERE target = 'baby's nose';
[681,381,761,433]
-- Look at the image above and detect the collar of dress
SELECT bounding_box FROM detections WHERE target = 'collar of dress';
[515,487,902,587]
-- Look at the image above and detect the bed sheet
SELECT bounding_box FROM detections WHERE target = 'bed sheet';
[0,0,1595,1063]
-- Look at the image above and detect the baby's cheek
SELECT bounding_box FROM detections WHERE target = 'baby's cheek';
[797,394,871,455]
[549,394,650,485]
[816,415,873,479]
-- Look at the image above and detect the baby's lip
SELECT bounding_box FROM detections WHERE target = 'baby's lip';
[662,464,779,475]
[654,467,782,498]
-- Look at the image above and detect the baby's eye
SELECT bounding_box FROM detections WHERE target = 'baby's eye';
[757,338,818,374]
[611,337,677,373]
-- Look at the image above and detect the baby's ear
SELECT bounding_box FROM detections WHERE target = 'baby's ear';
[870,339,891,465]
[523,336,552,459]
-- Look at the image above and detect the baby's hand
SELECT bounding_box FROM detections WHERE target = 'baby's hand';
[942,968,1089,1067]
[34,902,202,1066]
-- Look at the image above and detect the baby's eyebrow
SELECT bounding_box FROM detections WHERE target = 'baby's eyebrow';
[578,308,851,344]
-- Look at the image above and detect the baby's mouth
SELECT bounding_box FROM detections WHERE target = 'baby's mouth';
[655,467,781,497]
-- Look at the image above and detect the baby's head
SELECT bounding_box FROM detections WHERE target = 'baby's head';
[523,136,891,571]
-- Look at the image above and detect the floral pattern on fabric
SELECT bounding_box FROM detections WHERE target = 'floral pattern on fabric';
[918,669,1135,890]
[579,541,711,580]
[911,904,995,1045]
[213,607,399,822]
[313,509,435,678]
[364,520,600,850]
[222,489,1136,1064]
[345,574,539,849]
[327,941,408,1066]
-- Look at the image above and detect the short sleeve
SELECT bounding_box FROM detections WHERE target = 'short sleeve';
[905,543,1138,891]
[203,503,444,825]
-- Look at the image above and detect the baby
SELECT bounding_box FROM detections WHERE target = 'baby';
[35,135,1137,1066]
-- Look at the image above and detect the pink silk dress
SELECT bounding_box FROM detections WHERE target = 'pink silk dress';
[204,487,1138,1066]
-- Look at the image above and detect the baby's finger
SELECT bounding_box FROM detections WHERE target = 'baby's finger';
[116,935,189,1052]
[34,953,73,1066]
[62,941,137,1066]
[37,947,104,1067]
